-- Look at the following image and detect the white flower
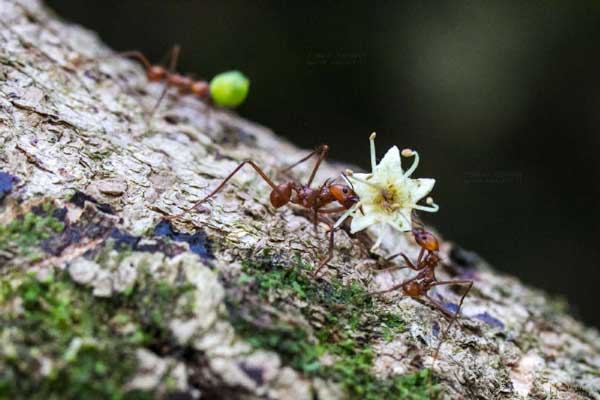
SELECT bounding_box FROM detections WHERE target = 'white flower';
[334,133,438,250]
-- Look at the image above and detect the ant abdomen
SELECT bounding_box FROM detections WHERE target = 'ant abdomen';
[402,281,422,297]
[270,183,292,208]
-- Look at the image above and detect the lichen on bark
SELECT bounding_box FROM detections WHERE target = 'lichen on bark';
[1,1,599,399]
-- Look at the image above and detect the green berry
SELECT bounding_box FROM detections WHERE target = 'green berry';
[209,70,250,108]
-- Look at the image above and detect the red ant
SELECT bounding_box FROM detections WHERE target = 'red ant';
[370,226,473,365]
[166,144,359,275]
[115,45,210,112]
[371,226,472,320]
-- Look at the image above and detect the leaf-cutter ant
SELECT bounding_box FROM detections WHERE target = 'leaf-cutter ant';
[167,145,359,276]
[371,226,473,366]
[118,45,210,113]
[371,226,472,319]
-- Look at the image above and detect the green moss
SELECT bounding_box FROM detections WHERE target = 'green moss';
[0,270,195,399]
[0,203,64,262]
[233,317,323,374]
[514,331,540,352]
[230,258,437,399]
[379,312,406,342]
[93,239,133,267]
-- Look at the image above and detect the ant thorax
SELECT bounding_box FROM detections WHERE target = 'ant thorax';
[292,185,323,208]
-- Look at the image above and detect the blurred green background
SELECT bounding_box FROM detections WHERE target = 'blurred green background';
[48,1,600,328]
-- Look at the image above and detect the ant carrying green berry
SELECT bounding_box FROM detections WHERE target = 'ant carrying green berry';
[87,45,250,113]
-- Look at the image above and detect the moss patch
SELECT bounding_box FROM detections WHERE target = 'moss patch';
[0,270,195,399]
[0,203,64,263]
[229,257,437,399]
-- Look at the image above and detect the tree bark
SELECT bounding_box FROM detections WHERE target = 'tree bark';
[0,1,599,399]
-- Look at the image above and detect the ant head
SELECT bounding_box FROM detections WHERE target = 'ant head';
[147,66,167,81]
[329,184,359,209]
[412,227,439,252]
[191,81,210,98]
[270,183,293,208]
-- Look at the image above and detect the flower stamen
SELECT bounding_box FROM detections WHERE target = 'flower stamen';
[369,132,377,171]
[346,174,387,192]
[402,148,420,178]
[338,134,438,245]
[412,196,439,212]
[333,202,361,229]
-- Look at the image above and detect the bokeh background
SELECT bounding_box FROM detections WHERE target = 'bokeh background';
[48,1,600,328]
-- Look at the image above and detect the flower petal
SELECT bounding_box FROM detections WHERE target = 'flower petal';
[404,178,435,203]
[350,173,372,180]
[347,137,438,243]
[350,212,379,233]
[375,146,402,174]
[348,174,378,201]
[388,209,413,232]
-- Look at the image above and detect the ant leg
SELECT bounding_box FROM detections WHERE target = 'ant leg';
[430,280,473,321]
[430,279,474,307]
[156,44,180,68]
[306,144,329,186]
[311,220,335,278]
[378,266,413,275]
[423,293,455,320]
[368,275,419,296]
[386,252,418,269]
[375,252,419,275]
[204,98,213,133]
[377,266,415,277]
[429,280,473,370]
[312,207,357,277]
[168,45,181,71]
[386,247,424,264]
[168,160,281,220]
[416,247,425,265]
[280,145,328,176]
[152,45,181,114]
[311,203,357,271]
[312,209,319,235]
[118,51,153,70]
[316,206,347,214]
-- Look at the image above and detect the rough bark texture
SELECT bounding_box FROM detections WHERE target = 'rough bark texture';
[1,1,599,399]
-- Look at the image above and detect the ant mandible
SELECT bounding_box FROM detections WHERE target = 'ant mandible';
[167,144,359,276]
[119,45,210,112]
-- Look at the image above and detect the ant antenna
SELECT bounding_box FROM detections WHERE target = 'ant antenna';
[341,170,355,190]
[411,212,425,229]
